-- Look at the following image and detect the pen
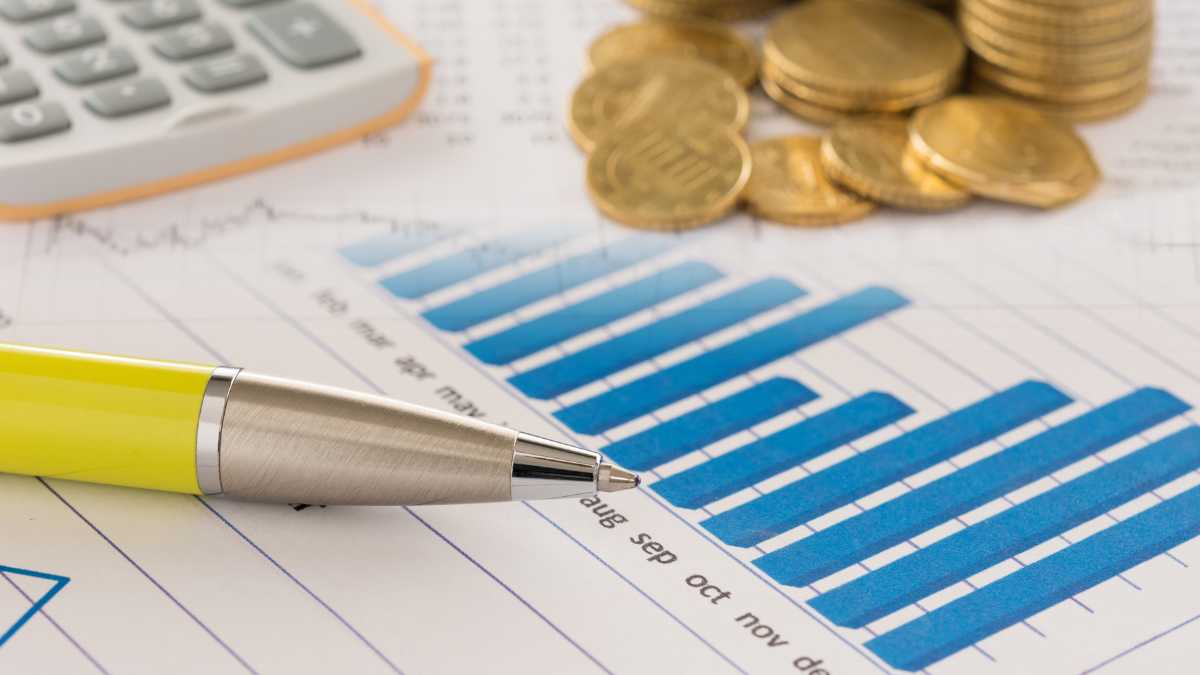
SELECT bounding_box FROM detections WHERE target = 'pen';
[0,342,639,505]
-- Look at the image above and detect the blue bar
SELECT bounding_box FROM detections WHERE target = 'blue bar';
[655,392,914,509]
[604,378,818,471]
[380,227,580,299]
[466,262,723,365]
[422,236,676,332]
[867,479,1200,671]
[703,382,1070,546]
[510,277,806,400]
[338,227,455,268]
[814,426,1200,628]
[753,388,1189,582]
[555,286,910,435]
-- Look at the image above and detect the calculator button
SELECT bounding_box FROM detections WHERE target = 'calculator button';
[85,76,169,117]
[0,69,36,104]
[248,2,360,69]
[0,0,74,23]
[0,45,7,66]
[0,101,69,142]
[122,0,200,30]
[184,53,266,92]
[25,15,105,53]
[153,22,231,61]
[54,46,137,85]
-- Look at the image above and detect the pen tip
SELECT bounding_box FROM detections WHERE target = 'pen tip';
[598,464,640,493]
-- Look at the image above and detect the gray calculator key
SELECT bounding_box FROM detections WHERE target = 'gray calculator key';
[122,0,200,30]
[184,53,266,92]
[0,101,69,142]
[153,22,231,61]
[0,69,37,104]
[55,45,137,85]
[248,2,360,69]
[85,77,170,117]
[0,45,7,67]
[0,0,74,23]
[25,15,105,53]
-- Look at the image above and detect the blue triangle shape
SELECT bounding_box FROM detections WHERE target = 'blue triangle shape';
[1,566,69,647]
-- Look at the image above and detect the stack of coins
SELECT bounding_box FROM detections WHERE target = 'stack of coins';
[624,0,785,21]
[577,7,1108,230]
[571,21,757,230]
[760,0,965,125]
[960,0,1154,121]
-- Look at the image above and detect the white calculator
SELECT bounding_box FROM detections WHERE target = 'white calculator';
[0,0,428,219]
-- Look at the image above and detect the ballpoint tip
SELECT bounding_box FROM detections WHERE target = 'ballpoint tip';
[598,464,640,493]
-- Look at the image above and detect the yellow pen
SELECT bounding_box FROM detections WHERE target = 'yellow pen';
[0,342,638,504]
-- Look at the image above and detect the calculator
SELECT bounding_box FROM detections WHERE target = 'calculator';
[0,0,429,219]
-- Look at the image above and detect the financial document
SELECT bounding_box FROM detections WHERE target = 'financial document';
[4,1,1200,673]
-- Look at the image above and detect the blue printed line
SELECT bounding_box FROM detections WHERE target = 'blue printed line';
[0,566,69,648]
[466,261,723,365]
[423,236,676,331]
[813,426,1200,628]
[753,387,1189,580]
[556,286,910,435]
[866,481,1200,671]
[381,226,582,299]
[604,378,818,471]
[655,392,913,509]
[511,277,807,399]
[707,381,1070,549]
[339,227,457,268]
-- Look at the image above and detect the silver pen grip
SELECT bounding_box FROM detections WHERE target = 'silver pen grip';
[217,372,517,505]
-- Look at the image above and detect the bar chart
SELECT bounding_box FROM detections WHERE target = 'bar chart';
[340,226,1200,672]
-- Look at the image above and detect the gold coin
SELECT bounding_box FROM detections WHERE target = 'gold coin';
[764,0,965,97]
[569,57,749,153]
[973,0,1149,27]
[963,0,1152,46]
[760,75,847,126]
[960,24,1152,81]
[969,78,1150,123]
[821,116,971,211]
[909,96,1101,208]
[972,59,1149,103]
[588,19,759,88]
[743,136,876,226]
[587,118,751,230]
[958,10,1153,65]
[625,0,783,21]
[762,61,959,113]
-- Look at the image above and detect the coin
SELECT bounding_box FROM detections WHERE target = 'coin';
[625,0,783,21]
[568,57,749,153]
[587,118,752,230]
[743,136,876,226]
[764,0,965,98]
[763,61,957,114]
[972,59,1149,103]
[759,75,847,126]
[963,0,1152,46]
[970,77,1150,123]
[821,116,971,211]
[588,20,759,87]
[909,96,1101,208]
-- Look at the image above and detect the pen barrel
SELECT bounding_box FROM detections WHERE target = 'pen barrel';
[218,372,518,505]
[0,343,214,494]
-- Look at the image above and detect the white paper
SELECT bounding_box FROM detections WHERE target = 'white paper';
[3,1,1200,673]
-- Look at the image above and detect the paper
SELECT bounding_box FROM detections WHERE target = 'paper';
[4,0,1200,673]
